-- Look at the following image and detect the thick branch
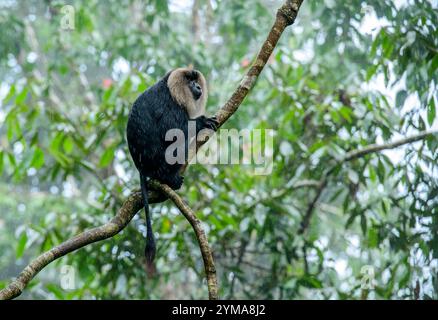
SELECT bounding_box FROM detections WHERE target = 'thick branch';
[151,181,218,300]
[298,130,438,234]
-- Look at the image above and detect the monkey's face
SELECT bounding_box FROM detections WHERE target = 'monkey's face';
[186,70,203,101]
[167,67,207,118]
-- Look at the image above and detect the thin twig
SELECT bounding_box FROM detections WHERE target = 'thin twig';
[228,239,248,298]
[344,130,437,161]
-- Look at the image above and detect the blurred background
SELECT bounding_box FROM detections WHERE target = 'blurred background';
[0,0,437,299]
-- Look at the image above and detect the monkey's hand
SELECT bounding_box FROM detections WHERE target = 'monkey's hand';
[196,115,219,132]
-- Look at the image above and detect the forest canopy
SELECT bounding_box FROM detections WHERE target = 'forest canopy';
[0,0,437,300]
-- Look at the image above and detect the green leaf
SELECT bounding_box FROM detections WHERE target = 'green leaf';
[395,90,408,108]
[6,112,21,142]
[382,36,395,59]
[345,212,357,228]
[77,8,94,33]
[50,132,64,151]
[299,276,323,289]
[99,146,116,167]
[7,152,16,167]
[49,133,72,167]
[368,165,377,183]
[46,284,65,299]
[102,86,114,103]
[381,198,390,215]
[3,85,16,104]
[348,169,359,184]
[366,65,378,81]
[339,106,353,123]
[155,0,169,13]
[368,228,379,248]
[63,136,74,154]
[360,214,367,235]
[15,87,28,106]
[377,159,385,182]
[30,148,45,169]
[16,232,28,259]
[0,151,4,175]
[427,98,436,126]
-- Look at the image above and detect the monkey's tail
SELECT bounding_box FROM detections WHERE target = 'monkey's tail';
[140,174,156,269]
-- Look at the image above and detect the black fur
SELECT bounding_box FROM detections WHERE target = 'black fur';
[126,71,217,265]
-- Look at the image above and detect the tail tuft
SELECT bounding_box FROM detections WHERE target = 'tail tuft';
[144,233,156,265]
[140,174,157,273]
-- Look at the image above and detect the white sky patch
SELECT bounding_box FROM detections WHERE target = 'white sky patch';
[26,52,38,64]
[13,141,24,155]
[358,8,391,37]
[114,163,128,183]
[62,176,80,198]
[346,235,361,258]
[0,111,5,126]
[334,259,348,276]
[169,0,192,13]
[112,57,131,80]
[0,83,10,118]
[293,40,315,64]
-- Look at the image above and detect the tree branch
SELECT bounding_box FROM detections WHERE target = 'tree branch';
[344,130,437,161]
[298,130,438,234]
[151,181,218,300]
[0,0,305,300]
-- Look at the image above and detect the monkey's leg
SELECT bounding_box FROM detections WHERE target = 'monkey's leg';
[164,165,184,190]
[155,164,184,190]
[166,174,184,190]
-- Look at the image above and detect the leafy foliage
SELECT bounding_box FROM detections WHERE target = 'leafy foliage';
[0,0,437,299]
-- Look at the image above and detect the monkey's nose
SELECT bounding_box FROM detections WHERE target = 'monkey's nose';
[193,89,202,100]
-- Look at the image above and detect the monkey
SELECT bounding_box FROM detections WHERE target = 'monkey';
[126,67,218,267]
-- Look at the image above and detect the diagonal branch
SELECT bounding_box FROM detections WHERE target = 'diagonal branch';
[298,130,438,234]
[0,0,306,300]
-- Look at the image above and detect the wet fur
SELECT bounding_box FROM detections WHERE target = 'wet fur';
[126,68,216,266]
